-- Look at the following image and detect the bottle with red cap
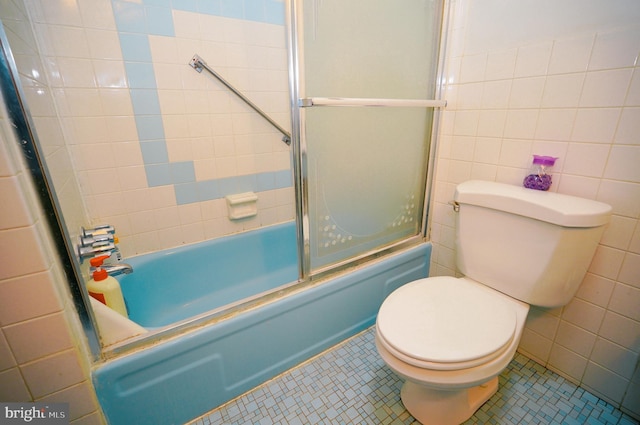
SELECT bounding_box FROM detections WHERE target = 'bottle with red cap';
[86,255,128,317]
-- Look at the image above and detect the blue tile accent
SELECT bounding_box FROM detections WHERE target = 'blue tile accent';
[256,172,275,191]
[144,0,171,6]
[140,140,169,164]
[175,182,199,204]
[197,179,219,201]
[130,89,162,115]
[135,115,165,141]
[265,0,285,25]
[145,163,172,186]
[220,0,243,19]
[111,0,292,201]
[172,0,198,13]
[216,176,237,197]
[113,0,147,33]
[170,161,196,184]
[236,174,257,193]
[275,169,292,188]
[245,0,265,22]
[119,33,153,62]
[197,0,221,15]
[145,5,175,36]
[125,62,157,88]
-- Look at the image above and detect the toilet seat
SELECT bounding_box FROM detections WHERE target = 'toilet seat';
[377,277,517,371]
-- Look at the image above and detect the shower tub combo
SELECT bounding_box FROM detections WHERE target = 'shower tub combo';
[92,223,431,425]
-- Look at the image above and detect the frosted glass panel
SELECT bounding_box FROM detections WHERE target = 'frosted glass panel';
[301,0,442,270]
[306,108,432,268]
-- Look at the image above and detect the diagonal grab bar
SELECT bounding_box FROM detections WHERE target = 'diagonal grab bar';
[189,54,291,146]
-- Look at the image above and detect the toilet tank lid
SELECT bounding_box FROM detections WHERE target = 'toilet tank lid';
[454,180,612,227]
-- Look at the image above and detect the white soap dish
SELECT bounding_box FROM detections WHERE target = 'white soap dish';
[226,192,258,220]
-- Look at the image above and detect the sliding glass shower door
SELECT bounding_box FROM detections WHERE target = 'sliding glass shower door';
[294,0,444,272]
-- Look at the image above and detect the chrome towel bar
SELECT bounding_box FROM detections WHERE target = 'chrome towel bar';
[298,97,447,108]
[190,54,292,146]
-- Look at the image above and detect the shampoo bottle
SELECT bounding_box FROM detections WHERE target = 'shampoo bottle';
[87,255,128,317]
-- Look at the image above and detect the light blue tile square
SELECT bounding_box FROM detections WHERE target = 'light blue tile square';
[125,62,157,89]
[244,0,265,22]
[130,89,161,115]
[113,0,147,33]
[217,177,236,197]
[119,33,152,62]
[275,169,292,188]
[220,0,243,19]
[145,163,172,186]
[198,0,221,15]
[236,174,257,192]
[170,161,196,184]
[265,0,285,25]
[140,140,169,164]
[256,172,275,191]
[198,180,220,201]
[175,183,199,204]
[146,5,175,36]
[143,0,171,6]
[172,0,198,12]
[135,115,165,141]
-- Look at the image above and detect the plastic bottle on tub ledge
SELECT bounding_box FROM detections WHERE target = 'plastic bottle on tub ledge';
[523,155,557,191]
[86,255,128,317]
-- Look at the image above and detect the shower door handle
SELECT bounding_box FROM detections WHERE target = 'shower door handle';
[298,97,447,108]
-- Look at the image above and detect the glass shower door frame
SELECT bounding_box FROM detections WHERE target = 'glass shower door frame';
[286,0,448,280]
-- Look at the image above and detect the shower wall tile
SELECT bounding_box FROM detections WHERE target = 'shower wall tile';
[541,73,585,108]
[79,0,117,30]
[616,107,640,144]
[0,271,62,326]
[579,69,633,107]
[583,362,629,404]
[0,94,99,416]
[604,146,640,183]
[619,253,640,288]
[591,338,639,378]
[433,2,640,415]
[15,0,295,255]
[599,312,640,352]
[555,321,597,357]
[0,368,31,401]
[548,34,594,74]
[576,273,615,307]
[599,215,636,250]
[513,42,552,77]
[548,344,588,382]
[20,349,86,399]
[589,27,640,71]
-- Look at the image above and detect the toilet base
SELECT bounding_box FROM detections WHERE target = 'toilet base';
[400,376,498,425]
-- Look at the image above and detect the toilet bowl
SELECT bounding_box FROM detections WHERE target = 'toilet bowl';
[375,180,611,425]
[375,277,529,425]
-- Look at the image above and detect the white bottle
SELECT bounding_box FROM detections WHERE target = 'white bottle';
[86,255,128,317]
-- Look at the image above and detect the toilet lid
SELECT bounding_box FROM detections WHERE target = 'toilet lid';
[377,277,517,367]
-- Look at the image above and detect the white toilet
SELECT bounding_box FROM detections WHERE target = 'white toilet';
[375,180,611,425]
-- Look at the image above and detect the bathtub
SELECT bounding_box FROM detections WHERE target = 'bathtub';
[93,224,431,425]
[119,222,298,328]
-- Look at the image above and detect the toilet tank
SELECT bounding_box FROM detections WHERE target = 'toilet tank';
[454,180,611,307]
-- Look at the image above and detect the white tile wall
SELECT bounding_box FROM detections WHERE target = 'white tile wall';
[432,0,640,418]
[21,1,294,258]
[0,80,102,424]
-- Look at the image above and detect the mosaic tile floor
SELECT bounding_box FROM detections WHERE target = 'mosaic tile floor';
[189,327,639,425]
